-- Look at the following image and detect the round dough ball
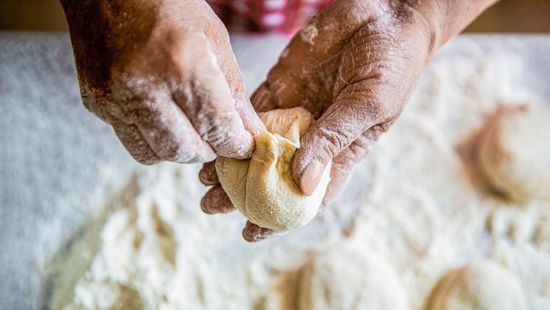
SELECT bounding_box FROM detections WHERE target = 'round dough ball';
[478,104,550,202]
[297,245,408,310]
[427,261,527,310]
[215,107,331,231]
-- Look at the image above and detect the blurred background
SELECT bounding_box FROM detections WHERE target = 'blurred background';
[1,0,550,32]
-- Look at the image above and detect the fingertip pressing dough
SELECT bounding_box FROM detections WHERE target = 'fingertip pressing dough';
[478,104,550,202]
[426,261,527,310]
[297,244,408,310]
[215,107,331,232]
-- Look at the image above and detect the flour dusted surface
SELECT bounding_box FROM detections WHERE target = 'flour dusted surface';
[51,46,550,309]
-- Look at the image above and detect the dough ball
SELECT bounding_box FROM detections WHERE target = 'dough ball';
[216,107,331,231]
[297,245,408,310]
[427,261,527,310]
[478,104,550,202]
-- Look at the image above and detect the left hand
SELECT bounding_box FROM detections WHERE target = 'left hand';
[61,0,263,165]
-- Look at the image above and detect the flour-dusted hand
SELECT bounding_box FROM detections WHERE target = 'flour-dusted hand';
[61,0,263,164]
[253,0,498,206]
[200,0,498,242]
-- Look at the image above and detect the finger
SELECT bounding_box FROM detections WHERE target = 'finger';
[205,25,265,135]
[293,85,397,196]
[171,34,255,159]
[112,121,160,165]
[250,82,281,113]
[200,185,235,214]
[135,98,216,163]
[319,168,352,213]
[319,130,378,209]
[235,97,265,135]
[198,161,219,186]
[242,221,281,242]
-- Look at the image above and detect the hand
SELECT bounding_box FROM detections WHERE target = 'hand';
[199,0,497,242]
[61,0,263,164]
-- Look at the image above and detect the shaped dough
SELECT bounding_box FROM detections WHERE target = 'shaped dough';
[478,104,550,202]
[427,261,527,310]
[215,107,331,231]
[297,244,408,310]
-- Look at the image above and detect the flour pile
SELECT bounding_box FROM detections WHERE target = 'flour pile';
[51,47,550,309]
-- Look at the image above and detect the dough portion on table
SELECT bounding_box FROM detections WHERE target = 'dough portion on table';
[426,261,527,310]
[216,107,331,231]
[478,104,550,202]
[297,244,408,310]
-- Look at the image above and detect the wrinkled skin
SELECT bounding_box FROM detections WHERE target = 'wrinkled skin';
[61,0,264,164]
[199,0,497,241]
[200,0,434,241]
[62,0,497,242]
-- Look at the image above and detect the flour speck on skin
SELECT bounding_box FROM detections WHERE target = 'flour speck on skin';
[51,50,550,310]
[300,23,318,45]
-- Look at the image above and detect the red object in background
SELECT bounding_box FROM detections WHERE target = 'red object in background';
[208,0,333,34]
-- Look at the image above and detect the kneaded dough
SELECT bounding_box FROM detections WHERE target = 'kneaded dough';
[297,244,408,310]
[427,261,527,310]
[216,107,331,231]
[478,104,550,202]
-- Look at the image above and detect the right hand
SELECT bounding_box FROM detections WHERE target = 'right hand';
[198,0,500,242]
[61,0,263,164]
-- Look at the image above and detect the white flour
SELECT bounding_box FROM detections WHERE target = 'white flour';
[50,50,550,309]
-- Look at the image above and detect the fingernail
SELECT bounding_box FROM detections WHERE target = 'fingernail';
[299,160,324,196]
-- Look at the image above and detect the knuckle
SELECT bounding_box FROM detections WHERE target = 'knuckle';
[173,33,212,74]
[200,118,253,158]
[369,100,396,122]
[139,117,212,164]
[317,126,354,158]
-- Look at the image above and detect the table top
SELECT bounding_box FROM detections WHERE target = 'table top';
[1,32,549,309]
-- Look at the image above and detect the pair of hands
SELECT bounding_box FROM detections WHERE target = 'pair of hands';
[62,0,497,241]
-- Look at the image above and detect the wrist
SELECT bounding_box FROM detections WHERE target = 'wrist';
[399,0,499,49]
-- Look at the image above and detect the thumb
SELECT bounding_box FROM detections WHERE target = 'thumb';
[292,81,398,195]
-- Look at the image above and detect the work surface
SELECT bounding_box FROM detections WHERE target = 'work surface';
[1,33,550,309]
